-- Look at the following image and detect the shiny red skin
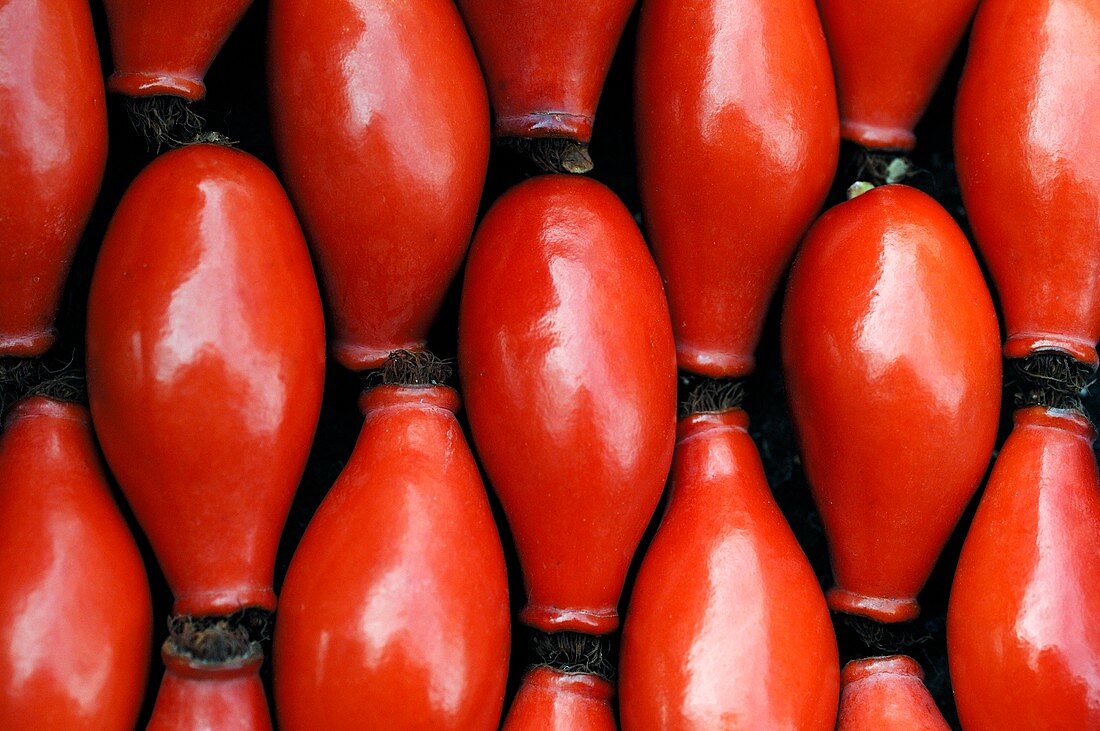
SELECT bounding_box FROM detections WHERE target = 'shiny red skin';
[103,0,252,100]
[86,144,326,616]
[274,385,510,730]
[782,185,1001,623]
[818,0,979,151]
[619,409,839,729]
[459,175,677,634]
[636,0,838,378]
[503,668,616,731]
[837,656,949,730]
[148,649,271,731]
[0,0,106,357]
[269,0,488,371]
[949,407,1100,729]
[956,0,1100,367]
[0,397,151,730]
[454,0,634,142]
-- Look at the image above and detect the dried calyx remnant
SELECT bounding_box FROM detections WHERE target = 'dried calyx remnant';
[532,629,615,680]
[678,372,746,417]
[125,95,234,153]
[364,349,454,389]
[501,136,594,175]
[1012,351,1094,413]
[167,608,271,664]
[0,355,85,419]
[841,613,937,656]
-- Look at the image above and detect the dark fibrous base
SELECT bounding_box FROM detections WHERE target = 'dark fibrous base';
[167,608,271,664]
[678,372,746,418]
[0,354,85,420]
[362,349,453,390]
[1012,351,1094,414]
[531,629,615,680]
[500,136,594,175]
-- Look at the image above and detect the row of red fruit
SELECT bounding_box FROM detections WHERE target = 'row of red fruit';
[2,0,1097,730]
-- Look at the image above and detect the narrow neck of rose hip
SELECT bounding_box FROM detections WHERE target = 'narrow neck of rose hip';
[358,384,461,417]
[525,665,615,704]
[1014,405,1097,444]
[675,407,750,444]
[2,394,88,430]
[842,654,924,687]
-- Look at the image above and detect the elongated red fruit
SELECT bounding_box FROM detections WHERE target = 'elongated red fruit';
[837,656,949,730]
[619,408,839,728]
[818,0,979,151]
[274,384,510,729]
[454,0,634,145]
[269,0,488,371]
[782,184,1001,623]
[148,650,270,731]
[103,0,252,100]
[0,397,151,730]
[635,0,838,378]
[460,175,676,634]
[86,144,325,617]
[949,406,1100,729]
[503,667,616,731]
[956,0,1100,367]
[1,0,106,357]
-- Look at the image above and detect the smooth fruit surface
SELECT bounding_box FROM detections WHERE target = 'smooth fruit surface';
[103,0,252,99]
[502,667,616,731]
[636,0,838,377]
[0,397,151,730]
[837,656,949,730]
[455,0,635,142]
[949,407,1100,729]
[0,0,107,356]
[148,649,271,731]
[87,144,325,616]
[619,409,839,729]
[818,0,980,150]
[275,385,510,730]
[956,0,1100,366]
[460,175,677,634]
[269,0,488,370]
[783,184,1001,622]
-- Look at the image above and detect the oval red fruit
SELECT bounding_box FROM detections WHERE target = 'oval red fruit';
[635,0,838,378]
[782,184,1001,622]
[619,408,840,729]
[274,385,510,729]
[0,397,151,730]
[956,0,1100,366]
[87,144,326,617]
[1,0,106,357]
[269,0,489,370]
[459,175,676,634]
[949,407,1100,729]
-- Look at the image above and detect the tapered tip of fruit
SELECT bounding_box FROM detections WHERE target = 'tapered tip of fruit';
[501,137,594,174]
[1012,350,1094,414]
[0,354,85,421]
[531,630,615,681]
[363,349,453,389]
[828,587,920,623]
[167,609,270,665]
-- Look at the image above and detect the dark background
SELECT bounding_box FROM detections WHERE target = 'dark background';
[34,1,1093,727]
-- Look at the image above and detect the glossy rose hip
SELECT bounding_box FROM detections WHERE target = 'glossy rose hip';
[956,0,1100,366]
[459,175,677,634]
[636,0,838,377]
[269,0,489,370]
[837,656,949,730]
[1,0,107,356]
[782,185,1001,622]
[619,409,839,729]
[503,668,616,731]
